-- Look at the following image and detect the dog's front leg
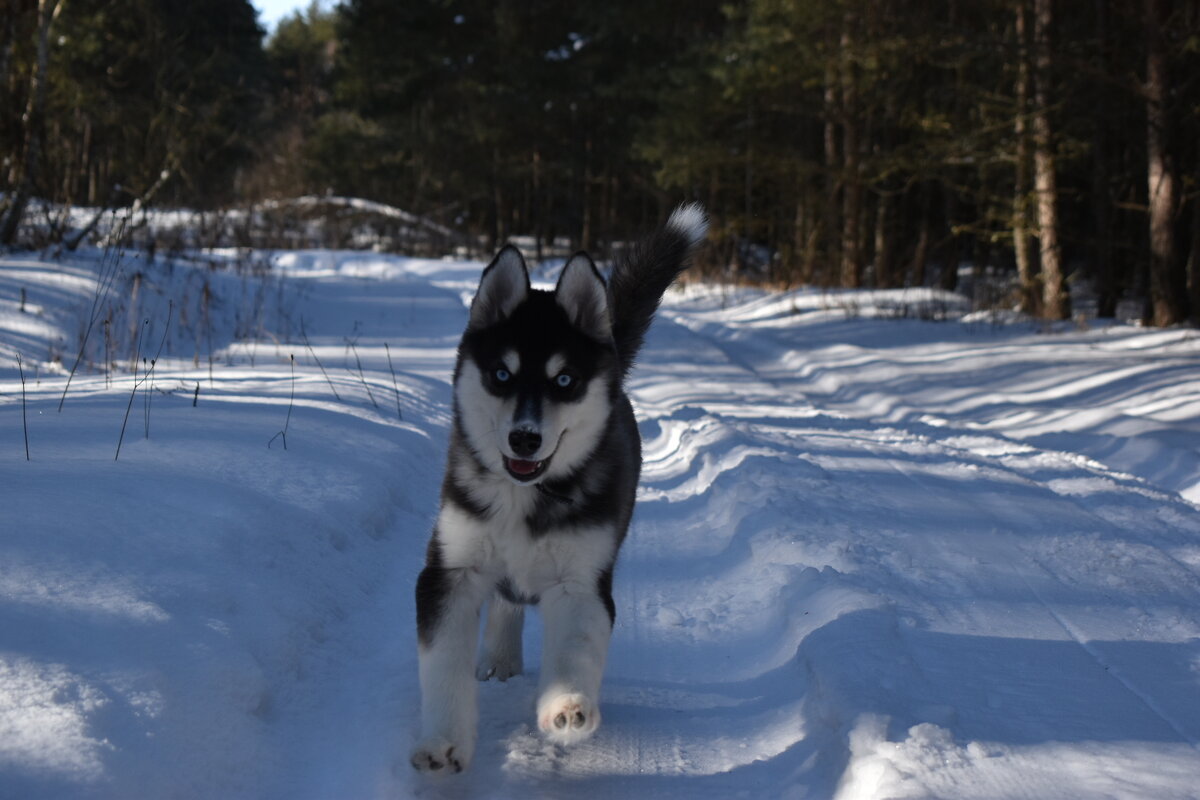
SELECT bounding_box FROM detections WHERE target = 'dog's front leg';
[536,581,612,744]
[411,563,486,774]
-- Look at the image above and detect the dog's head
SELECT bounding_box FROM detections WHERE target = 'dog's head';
[454,245,618,485]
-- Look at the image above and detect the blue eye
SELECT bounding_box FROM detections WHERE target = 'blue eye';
[495,368,511,382]
[556,373,573,388]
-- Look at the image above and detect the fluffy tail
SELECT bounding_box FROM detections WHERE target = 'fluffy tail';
[608,203,708,375]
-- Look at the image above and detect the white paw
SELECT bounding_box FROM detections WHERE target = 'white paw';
[537,692,600,745]
[410,736,471,775]
[476,652,523,682]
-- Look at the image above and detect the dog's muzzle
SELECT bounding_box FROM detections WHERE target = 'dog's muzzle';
[503,428,550,482]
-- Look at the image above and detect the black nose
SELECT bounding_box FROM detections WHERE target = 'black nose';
[508,429,542,458]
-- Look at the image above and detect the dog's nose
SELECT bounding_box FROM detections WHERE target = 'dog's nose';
[508,429,542,458]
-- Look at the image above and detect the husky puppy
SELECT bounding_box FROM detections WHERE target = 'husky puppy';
[411,204,707,774]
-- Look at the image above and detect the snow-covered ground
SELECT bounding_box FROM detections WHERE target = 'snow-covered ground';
[2,246,1199,799]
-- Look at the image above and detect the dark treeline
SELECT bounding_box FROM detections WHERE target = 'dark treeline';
[2,0,1199,323]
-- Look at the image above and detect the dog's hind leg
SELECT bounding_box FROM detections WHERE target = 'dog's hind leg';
[535,581,612,745]
[476,593,524,681]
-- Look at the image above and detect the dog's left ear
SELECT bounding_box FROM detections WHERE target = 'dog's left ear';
[556,252,611,341]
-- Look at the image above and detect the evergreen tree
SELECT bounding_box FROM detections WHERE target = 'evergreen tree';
[2,0,1199,325]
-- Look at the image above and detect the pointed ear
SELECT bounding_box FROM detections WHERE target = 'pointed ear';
[469,245,529,330]
[555,252,611,340]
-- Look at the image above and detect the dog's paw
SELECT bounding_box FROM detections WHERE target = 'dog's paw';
[537,692,600,745]
[476,652,522,682]
[410,737,469,775]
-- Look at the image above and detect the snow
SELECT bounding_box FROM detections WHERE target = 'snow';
[2,245,1200,799]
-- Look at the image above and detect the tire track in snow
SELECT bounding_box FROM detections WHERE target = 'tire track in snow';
[1016,564,1200,750]
[854,432,1200,750]
[647,303,1200,796]
[883,430,1200,753]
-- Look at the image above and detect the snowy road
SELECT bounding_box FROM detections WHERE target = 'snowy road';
[3,251,1200,798]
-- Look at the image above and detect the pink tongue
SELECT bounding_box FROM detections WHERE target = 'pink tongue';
[508,458,540,475]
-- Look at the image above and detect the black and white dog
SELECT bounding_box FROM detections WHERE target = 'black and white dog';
[411,204,707,774]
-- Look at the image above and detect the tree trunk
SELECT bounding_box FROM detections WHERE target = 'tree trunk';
[0,10,15,105]
[1188,197,1200,322]
[823,21,841,286]
[1013,0,1040,315]
[786,192,806,287]
[840,10,862,289]
[1032,0,1070,319]
[0,0,61,245]
[939,190,960,292]
[1092,0,1118,318]
[910,186,931,287]
[874,192,895,288]
[744,98,754,247]
[0,7,20,185]
[794,180,820,285]
[1144,0,1188,326]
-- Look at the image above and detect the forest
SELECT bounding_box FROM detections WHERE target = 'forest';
[2,0,1199,324]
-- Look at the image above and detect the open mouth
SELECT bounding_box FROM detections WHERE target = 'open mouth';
[501,430,565,484]
[503,456,549,483]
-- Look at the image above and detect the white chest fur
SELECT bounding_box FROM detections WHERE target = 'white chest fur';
[437,477,615,599]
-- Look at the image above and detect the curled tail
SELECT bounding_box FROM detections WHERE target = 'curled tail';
[608,203,708,375]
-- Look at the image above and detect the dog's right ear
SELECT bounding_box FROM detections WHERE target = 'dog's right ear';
[469,245,529,330]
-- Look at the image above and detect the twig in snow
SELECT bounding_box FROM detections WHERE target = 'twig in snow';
[115,319,149,461]
[143,301,172,440]
[115,302,172,460]
[59,226,126,411]
[103,319,111,388]
[348,339,378,409]
[300,320,340,401]
[385,342,403,421]
[143,357,151,438]
[268,354,296,450]
[17,354,30,461]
